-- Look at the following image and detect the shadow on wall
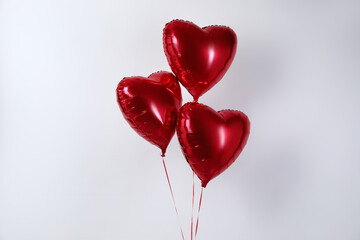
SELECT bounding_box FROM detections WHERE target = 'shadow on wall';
[222,38,307,214]
[206,37,288,110]
[242,141,307,215]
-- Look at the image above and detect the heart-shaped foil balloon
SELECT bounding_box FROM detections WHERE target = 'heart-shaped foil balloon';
[116,71,182,155]
[163,19,237,101]
[177,102,250,187]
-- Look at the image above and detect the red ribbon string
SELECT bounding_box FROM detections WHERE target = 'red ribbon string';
[195,187,204,239]
[191,172,195,240]
[162,156,185,240]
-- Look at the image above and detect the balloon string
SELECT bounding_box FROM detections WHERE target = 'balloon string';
[195,187,204,239]
[191,172,195,240]
[162,157,185,240]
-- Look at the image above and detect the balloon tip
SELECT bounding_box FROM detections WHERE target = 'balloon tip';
[201,181,208,188]
[160,147,166,157]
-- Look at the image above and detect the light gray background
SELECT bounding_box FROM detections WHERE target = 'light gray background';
[1,0,360,239]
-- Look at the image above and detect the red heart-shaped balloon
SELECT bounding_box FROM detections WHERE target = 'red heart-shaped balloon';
[177,102,250,187]
[163,20,237,101]
[116,71,182,155]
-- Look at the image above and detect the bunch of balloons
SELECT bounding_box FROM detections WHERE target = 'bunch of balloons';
[116,19,250,238]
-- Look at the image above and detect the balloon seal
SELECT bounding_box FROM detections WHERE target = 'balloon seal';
[193,97,199,103]
[201,180,208,188]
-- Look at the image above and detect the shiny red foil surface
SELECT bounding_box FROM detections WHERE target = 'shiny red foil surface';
[177,102,250,187]
[117,71,182,155]
[163,20,237,101]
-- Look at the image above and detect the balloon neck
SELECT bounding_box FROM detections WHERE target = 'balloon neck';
[160,146,167,157]
[193,97,198,103]
[201,180,208,188]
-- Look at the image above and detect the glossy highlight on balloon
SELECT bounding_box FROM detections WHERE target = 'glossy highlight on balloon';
[177,102,250,187]
[116,71,182,155]
[163,19,237,101]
